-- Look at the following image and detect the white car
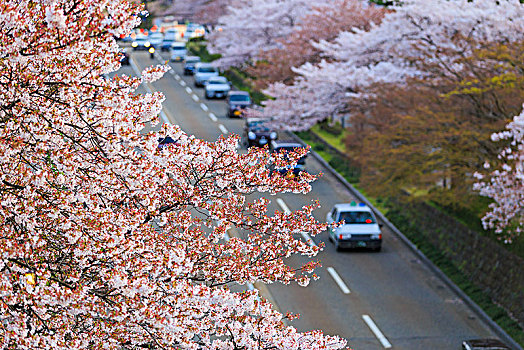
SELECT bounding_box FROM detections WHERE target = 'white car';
[194,63,219,87]
[326,202,382,252]
[204,76,231,99]
[170,42,187,62]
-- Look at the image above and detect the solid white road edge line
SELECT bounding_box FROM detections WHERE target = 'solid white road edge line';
[208,113,217,122]
[191,94,199,102]
[185,86,192,94]
[275,198,317,247]
[326,267,351,294]
[129,57,171,125]
[362,315,392,349]
[200,103,209,112]
[218,124,228,134]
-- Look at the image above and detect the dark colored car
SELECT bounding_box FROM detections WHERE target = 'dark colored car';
[158,136,177,149]
[131,36,151,51]
[120,49,130,65]
[227,91,251,118]
[183,56,201,75]
[269,140,306,177]
[462,339,511,350]
[243,118,278,148]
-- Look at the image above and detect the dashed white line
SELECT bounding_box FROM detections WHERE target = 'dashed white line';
[362,315,392,349]
[180,80,186,87]
[275,198,317,247]
[169,70,175,76]
[218,124,228,134]
[208,113,217,122]
[326,267,351,294]
[200,103,209,112]
[185,86,192,94]
[174,75,180,80]
[192,94,199,102]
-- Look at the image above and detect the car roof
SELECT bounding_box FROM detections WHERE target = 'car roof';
[172,42,186,47]
[271,140,302,148]
[333,202,372,213]
[184,56,200,61]
[246,117,270,123]
[229,90,250,96]
[208,76,227,82]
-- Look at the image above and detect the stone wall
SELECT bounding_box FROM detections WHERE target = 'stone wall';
[401,200,524,326]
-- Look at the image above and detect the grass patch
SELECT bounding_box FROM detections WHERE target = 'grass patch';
[310,123,348,153]
[186,41,221,62]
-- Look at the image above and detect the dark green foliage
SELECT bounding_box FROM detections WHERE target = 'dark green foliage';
[319,120,343,136]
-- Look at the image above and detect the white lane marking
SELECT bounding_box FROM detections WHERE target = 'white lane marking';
[208,113,217,122]
[326,267,351,294]
[275,198,317,247]
[362,315,392,349]
[200,103,209,112]
[169,70,175,76]
[192,94,199,102]
[185,86,192,94]
[174,74,180,80]
[129,57,171,125]
[180,80,186,86]
[218,124,228,134]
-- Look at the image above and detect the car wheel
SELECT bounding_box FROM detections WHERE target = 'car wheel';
[334,239,341,252]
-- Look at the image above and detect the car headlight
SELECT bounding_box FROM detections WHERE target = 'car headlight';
[270,132,277,140]
[145,41,151,47]
[132,42,138,47]
[248,132,256,140]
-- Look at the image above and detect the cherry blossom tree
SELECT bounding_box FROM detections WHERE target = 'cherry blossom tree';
[263,0,524,130]
[207,0,313,68]
[475,106,524,243]
[0,1,346,348]
[245,0,386,89]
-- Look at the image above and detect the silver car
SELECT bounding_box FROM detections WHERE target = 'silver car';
[194,63,219,87]
[204,76,231,99]
[326,202,382,252]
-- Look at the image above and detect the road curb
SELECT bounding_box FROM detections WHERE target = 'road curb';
[287,132,522,350]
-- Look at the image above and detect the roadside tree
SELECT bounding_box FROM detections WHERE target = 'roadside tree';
[245,0,386,89]
[207,0,313,68]
[263,0,524,130]
[475,106,524,243]
[0,1,346,349]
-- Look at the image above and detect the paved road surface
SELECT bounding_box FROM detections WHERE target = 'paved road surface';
[114,49,506,350]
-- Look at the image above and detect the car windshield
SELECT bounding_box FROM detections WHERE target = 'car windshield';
[198,67,217,73]
[151,34,163,39]
[172,47,185,51]
[230,94,250,102]
[338,211,375,224]
[186,59,199,64]
[135,37,148,42]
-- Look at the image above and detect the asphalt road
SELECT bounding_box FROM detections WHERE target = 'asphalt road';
[117,48,503,350]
